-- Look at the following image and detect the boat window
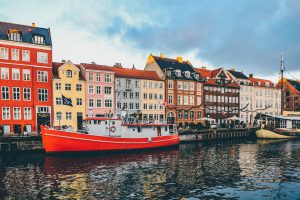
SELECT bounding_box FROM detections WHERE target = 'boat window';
[112,121,115,125]
[165,126,168,132]
[94,120,97,124]
[105,121,107,125]
[133,129,135,131]
[138,126,141,132]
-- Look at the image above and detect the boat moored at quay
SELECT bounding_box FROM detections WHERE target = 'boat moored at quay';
[41,117,180,153]
[255,113,300,139]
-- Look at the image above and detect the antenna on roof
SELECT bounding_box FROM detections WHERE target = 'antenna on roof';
[280,52,285,115]
[132,64,136,70]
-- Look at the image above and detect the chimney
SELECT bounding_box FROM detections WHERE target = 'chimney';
[114,63,122,68]
[201,66,206,69]
[132,64,136,70]
[91,62,96,65]
[32,23,36,27]
[160,53,164,58]
[231,68,235,71]
[61,59,66,63]
[177,56,183,63]
[249,74,253,78]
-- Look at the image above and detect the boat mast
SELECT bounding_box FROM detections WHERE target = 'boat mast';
[280,52,285,115]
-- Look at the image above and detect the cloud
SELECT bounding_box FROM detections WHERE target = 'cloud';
[1,0,299,79]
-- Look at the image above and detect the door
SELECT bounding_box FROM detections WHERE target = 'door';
[77,112,83,130]
[13,124,22,135]
[157,126,161,136]
[37,113,51,133]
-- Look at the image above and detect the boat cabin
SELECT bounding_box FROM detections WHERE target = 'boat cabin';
[255,113,300,130]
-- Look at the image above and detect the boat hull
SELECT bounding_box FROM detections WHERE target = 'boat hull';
[256,128,299,139]
[41,127,180,153]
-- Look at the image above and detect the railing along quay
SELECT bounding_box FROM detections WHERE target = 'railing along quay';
[178,128,258,142]
[0,135,43,153]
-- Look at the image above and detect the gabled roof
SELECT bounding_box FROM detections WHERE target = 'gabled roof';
[287,79,300,92]
[228,70,249,79]
[52,62,85,80]
[111,67,163,81]
[80,63,115,72]
[152,55,203,81]
[249,77,275,88]
[0,21,51,46]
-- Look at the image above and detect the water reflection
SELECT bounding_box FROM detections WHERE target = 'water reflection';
[1,140,300,199]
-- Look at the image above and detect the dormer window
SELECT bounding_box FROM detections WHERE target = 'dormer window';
[33,34,45,45]
[166,69,172,77]
[8,30,22,42]
[175,70,181,77]
[184,71,190,78]
[66,70,72,78]
[265,82,269,87]
[194,73,200,80]
[257,81,260,86]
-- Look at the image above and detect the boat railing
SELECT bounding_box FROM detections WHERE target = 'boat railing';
[122,118,168,125]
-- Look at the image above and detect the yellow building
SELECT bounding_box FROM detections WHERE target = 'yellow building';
[52,60,86,131]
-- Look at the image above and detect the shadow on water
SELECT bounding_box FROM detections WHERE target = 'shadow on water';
[0,139,300,199]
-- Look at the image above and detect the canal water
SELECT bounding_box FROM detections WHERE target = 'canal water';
[1,139,300,199]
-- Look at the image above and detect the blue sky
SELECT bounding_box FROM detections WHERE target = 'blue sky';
[1,0,299,81]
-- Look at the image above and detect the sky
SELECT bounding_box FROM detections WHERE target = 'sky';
[1,0,300,82]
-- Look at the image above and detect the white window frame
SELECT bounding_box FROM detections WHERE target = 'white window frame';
[11,48,20,61]
[0,47,8,60]
[13,87,20,100]
[13,107,21,120]
[24,107,32,120]
[1,67,9,80]
[12,68,20,80]
[37,52,48,64]
[23,88,31,101]
[23,69,30,81]
[37,71,48,82]
[2,107,10,120]
[1,86,9,100]
[22,50,30,62]
[38,88,48,102]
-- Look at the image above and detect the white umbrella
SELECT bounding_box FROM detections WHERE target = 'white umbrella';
[226,115,241,121]
[200,117,215,122]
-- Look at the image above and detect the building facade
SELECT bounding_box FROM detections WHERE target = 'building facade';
[0,22,52,134]
[196,67,240,123]
[249,75,281,120]
[112,64,165,120]
[279,78,300,112]
[145,54,204,127]
[52,61,86,131]
[81,63,115,118]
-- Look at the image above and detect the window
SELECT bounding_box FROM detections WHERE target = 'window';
[38,71,48,82]
[89,99,94,108]
[117,102,121,109]
[168,80,173,89]
[126,79,131,88]
[105,99,112,107]
[96,86,101,94]
[143,93,147,99]
[149,93,153,99]
[66,112,72,120]
[1,68,9,79]
[38,89,48,102]
[190,82,194,91]
[116,79,121,86]
[183,82,188,90]
[190,96,194,105]
[56,83,61,90]
[149,82,153,88]
[56,97,62,105]
[197,111,201,119]
[168,94,173,104]
[22,50,30,62]
[0,47,8,59]
[104,87,112,95]
[13,87,20,100]
[177,95,183,105]
[33,35,45,44]
[88,85,94,94]
[184,96,188,105]
[190,111,194,120]
[149,104,153,110]
[11,49,19,61]
[123,92,128,98]
[135,80,140,88]
[65,84,71,91]
[24,107,32,120]
[178,111,183,119]
[197,96,201,105]
[2,86,9,100]
[76,98,82,105]
[154,82,158,88]
[12,68,20,80]
[123,103,128,109]
[159,82,163,88]
[66,70,72,78]
[96,99,101,107]
[23,88,31,100]
[76,84,82,91]
[184,111,188,119]
[2,107,10,120]
[56,112,62,120]
[129,103,134,109]
[23,69,30,81]
[159,94,163,99]
[128,92,133,99]
[135,92,140,99]
[96,73,101,81]
[37,52,48,63]
[178,81,183,90]
[89,73,93,81]
[143,81,147,88]
[136,103,140,110]
[143,103,148,109]
[105,74,112,82]
[9,31,22,41]
[13,107,21,120]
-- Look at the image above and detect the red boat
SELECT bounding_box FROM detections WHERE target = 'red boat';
[41,117,180,153]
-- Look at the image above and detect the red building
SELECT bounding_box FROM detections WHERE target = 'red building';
[0,22,52,134]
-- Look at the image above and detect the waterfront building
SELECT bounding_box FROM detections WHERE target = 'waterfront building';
[249,75,281,120]
[0,22,52,134]
[80,63,115,117]
[52,61,86,131]
[278,78,300,112]
[227,69,253,123]
[112,64,165,120]
[145,54,204,127]
[196,67,240,123]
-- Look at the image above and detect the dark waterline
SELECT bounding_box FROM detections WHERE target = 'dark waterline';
[1,139,300,199]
